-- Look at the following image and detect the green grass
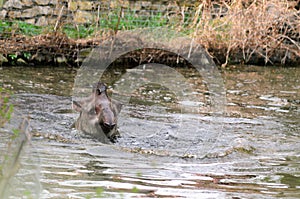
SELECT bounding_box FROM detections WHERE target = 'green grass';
[0,20,43,37]
[63,24,96,39]
[114,10,168,30]
[0,9,171,39]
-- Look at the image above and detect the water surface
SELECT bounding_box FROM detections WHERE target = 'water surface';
[0,65,299,198]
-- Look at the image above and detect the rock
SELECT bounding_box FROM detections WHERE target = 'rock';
[16,58,27,65]
[21,6,51,18]
[0,10,7,20]
[68,1,78,11]
[8,10,22,19]
[75,48,92,63]
[74,10,93,24]
[55,56,67,64]
[37,6,52,15]
[49,0,57,6]
[0,54,8,64]
[120,0,130,8]
[3,0,24,9]
[34,0,50,6]
[140,1,151,8]
[131,2,141,11]
[21,8,36,18]
[266,3,281,19]
[79,48,92,57]
[77,48,92,60]
[36,16,48,26]
[78,1,93,11]
[21,0,33,7]
[31,53,44,62]
[53,5,68,16]
[25,18,36,24]
[48,17,60,24]
[109,1,118,9]
[74,57,83,63]
[110,0,129,9]
[138,10,150,17]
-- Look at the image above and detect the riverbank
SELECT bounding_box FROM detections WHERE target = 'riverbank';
[0,0,299,67]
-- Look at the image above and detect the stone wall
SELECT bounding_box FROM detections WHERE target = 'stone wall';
[0,0,193,26]
[0,0,61,26]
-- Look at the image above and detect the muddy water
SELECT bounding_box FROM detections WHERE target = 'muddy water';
[0,65,299,199]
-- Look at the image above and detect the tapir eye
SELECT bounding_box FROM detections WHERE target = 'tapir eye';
[88,108,96,115]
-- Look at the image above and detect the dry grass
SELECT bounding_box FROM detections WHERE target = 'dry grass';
[191,0,300,66]
[0,31,113,66]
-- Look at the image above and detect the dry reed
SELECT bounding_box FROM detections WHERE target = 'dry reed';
[191,0,300,66]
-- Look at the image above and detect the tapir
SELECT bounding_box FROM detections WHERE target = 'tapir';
[73,82,122,143]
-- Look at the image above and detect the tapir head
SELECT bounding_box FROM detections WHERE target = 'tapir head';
[92,82,116,132]
[73,82,121,141]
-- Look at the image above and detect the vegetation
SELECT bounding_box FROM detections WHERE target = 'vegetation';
[0,87,13,128]
[0,9,168,39]
[190,0,300,66]
[0,20,43,37]
[0,0,299,66]
[0,87,34,198]
[111,9,168,30]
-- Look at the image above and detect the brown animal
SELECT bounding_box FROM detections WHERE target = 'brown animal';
[72,82,122,143]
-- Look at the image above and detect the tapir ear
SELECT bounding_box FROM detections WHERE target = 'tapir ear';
[72,101,82,112]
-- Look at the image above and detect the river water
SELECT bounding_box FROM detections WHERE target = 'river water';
[0,65,299,199]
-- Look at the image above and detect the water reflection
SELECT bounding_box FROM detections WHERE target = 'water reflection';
[224,66,300,119]
[0,66,76,96]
